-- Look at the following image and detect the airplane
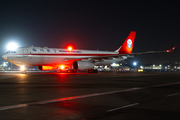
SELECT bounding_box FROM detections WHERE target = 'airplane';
[2,31,177,74]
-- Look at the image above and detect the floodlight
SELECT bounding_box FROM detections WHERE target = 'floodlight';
[7,42,18,51]
[3,62,6,67]
[133,62,137,66]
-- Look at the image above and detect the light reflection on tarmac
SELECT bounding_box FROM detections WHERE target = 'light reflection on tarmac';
[0,72,180,120]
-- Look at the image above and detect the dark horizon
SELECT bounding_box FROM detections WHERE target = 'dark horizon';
[0,0,179,64]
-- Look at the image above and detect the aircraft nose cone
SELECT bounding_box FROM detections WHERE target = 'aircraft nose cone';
[2,54,7,60]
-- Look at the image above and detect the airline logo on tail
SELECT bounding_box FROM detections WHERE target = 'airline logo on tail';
[116,31,136,54]
[127,39,132,48]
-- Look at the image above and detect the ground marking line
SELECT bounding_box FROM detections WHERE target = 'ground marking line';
[0,81,180,111]
[107,103,139,112]
[150,82,180,88]
[0,87,141,111]
[0,104,27,111]
[167,92,180,97]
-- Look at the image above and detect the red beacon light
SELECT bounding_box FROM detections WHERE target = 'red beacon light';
[67,46,73,51]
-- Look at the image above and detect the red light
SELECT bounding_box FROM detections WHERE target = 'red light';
[42,66,57,71]
[67,46,72,51]
[60,65,65,70]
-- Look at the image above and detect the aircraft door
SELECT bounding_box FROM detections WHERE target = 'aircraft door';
[23,49,28,57]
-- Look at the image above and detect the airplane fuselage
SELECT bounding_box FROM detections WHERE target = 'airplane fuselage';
[2,46,127,67]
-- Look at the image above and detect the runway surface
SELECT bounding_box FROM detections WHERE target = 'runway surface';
[0,71,180,120]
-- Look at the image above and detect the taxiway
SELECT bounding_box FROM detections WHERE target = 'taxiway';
[0,72,180,120]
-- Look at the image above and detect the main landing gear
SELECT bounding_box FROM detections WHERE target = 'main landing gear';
[57,69,77,73]
[87,69,98,73]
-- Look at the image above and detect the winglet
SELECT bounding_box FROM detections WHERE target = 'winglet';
[167,46,177,52]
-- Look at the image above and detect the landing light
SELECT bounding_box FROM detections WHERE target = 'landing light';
[21,66,25,71]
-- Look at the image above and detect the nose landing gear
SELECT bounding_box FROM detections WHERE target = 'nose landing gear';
[22,70,26,74]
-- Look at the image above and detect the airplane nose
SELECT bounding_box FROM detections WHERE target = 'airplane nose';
[2,54,7,60]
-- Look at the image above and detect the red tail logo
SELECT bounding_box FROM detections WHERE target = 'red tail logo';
[117,31,136,54]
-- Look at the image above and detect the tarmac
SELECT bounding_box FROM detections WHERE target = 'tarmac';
[0,71,180,120]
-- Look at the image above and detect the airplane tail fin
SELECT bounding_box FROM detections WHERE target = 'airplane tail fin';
[115,31,136,54]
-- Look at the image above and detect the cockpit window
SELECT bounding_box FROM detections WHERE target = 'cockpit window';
[7,51,16,53]
[11,51,16,53]
[32,48,37,52]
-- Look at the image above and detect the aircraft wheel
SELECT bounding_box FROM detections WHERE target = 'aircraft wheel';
[22,70,26,74]
[87,69,92,73]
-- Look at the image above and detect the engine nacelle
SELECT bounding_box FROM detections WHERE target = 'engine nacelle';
[72,61,95,70]
[38,66,57,71]
[38,66,43,70]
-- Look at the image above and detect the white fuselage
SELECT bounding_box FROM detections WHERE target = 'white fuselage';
[2,46,128,67]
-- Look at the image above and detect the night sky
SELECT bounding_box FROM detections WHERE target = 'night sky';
[0,0,179,63]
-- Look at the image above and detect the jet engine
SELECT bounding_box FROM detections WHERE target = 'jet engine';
[38,66,43,70]
[72,61,95,70]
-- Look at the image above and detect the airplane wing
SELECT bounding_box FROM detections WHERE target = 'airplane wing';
[108,46,177,57]
[62,46,177,61]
